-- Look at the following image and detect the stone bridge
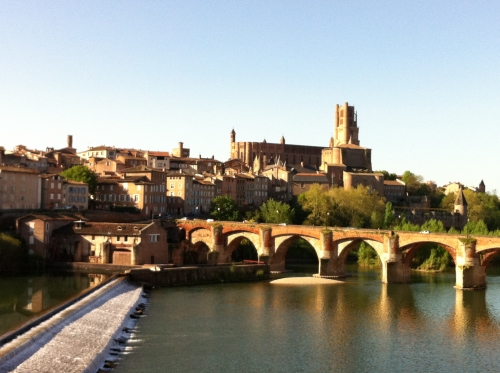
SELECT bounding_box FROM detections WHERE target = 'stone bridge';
[175,220,500,289]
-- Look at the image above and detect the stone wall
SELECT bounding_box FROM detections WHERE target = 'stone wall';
[129,264,270,287]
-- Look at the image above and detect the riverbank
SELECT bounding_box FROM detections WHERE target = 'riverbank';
[0,277,144,373]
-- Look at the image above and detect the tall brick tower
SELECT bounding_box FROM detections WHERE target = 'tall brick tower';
[333,102,359,146]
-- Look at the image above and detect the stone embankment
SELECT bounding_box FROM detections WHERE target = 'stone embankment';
[0,277,146,373]
[129,263,270,286]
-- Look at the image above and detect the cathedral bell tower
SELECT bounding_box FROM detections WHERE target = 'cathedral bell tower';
[333,102,360,147]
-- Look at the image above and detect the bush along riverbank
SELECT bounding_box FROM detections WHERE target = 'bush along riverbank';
[0,233,46,274]
[355,240,452,272]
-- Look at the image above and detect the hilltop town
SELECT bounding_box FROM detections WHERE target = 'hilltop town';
[0,103,488,267]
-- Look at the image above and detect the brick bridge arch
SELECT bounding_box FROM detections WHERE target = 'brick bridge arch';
[176,221,500,289]
[223,231,260,264]
[272,234,321,272]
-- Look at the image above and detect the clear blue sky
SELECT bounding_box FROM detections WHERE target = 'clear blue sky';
[1,1,499,192]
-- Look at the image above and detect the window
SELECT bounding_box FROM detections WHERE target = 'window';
[149,234,160,242]
[134,195,139,202]
[50,193,54,200]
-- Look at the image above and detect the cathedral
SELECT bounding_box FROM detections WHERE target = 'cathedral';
[229,102,379,191]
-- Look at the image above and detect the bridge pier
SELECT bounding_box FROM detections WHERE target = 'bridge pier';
[206,251,219,265]
[455,239,486,290]
[317,230,348,278]
[380,234,411,283]
[382,260,411,284]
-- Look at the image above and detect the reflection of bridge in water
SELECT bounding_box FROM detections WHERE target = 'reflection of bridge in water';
[176,221,500,289]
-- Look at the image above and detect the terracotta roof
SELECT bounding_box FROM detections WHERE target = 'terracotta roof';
[84,146,115,151]
[147,151,171,157]
[117,155,147,160]
[384,180,405,186]
[66,180,88,185]
[0,166,40,174]
[55,221,153,235]
[122,165,165,173]
[18,214,76,222]
[293,174,329,182]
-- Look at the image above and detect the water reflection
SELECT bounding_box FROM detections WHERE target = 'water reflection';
[0,271,110,337]
[114,267,500,373]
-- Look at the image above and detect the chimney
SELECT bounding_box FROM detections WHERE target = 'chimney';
[67,135,73,148]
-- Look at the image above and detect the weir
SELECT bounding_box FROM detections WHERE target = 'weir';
[0,264,270,372]
[0,277,145,373]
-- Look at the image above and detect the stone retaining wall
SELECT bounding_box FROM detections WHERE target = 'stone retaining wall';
[129,264,270,287]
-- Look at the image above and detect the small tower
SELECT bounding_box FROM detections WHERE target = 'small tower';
[280,135,285,145]
[230,128,236,143]
[478,180,485,193]
[454,187,468,229]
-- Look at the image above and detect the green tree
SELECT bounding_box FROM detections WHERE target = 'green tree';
[357,241,380,267]
[393,216,420,231]
[260,199,295,224]
[374,170,397,180]
[297,184,330,225]
[402,170,424,195]
[462,219,489,235]
[298,184,386,228]
[383,202,395,229]
[60,165,98,195]
[209,196,240,221]
[420,219,446,233]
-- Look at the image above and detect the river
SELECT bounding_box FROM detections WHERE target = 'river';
[0,270,112,337]
[113,266,500,373]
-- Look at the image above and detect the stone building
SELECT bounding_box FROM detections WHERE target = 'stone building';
[0,166,41,209]
[17,214,75,258]
[51,220,168,264]
[292,173,330,196]
[95,166,168,217]
[230,130,324,170]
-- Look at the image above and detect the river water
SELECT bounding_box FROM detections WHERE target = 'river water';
[114,267,500,373]
[0,270,111,337]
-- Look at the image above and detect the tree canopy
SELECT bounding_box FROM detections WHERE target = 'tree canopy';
[60,166,98,195]
[297,184,386,228]
[209,196,240,221]
[259,199,295,224]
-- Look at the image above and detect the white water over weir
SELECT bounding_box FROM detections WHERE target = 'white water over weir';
[0,278,144,373]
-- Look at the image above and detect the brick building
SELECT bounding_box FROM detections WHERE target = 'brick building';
[51,220,168,264]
